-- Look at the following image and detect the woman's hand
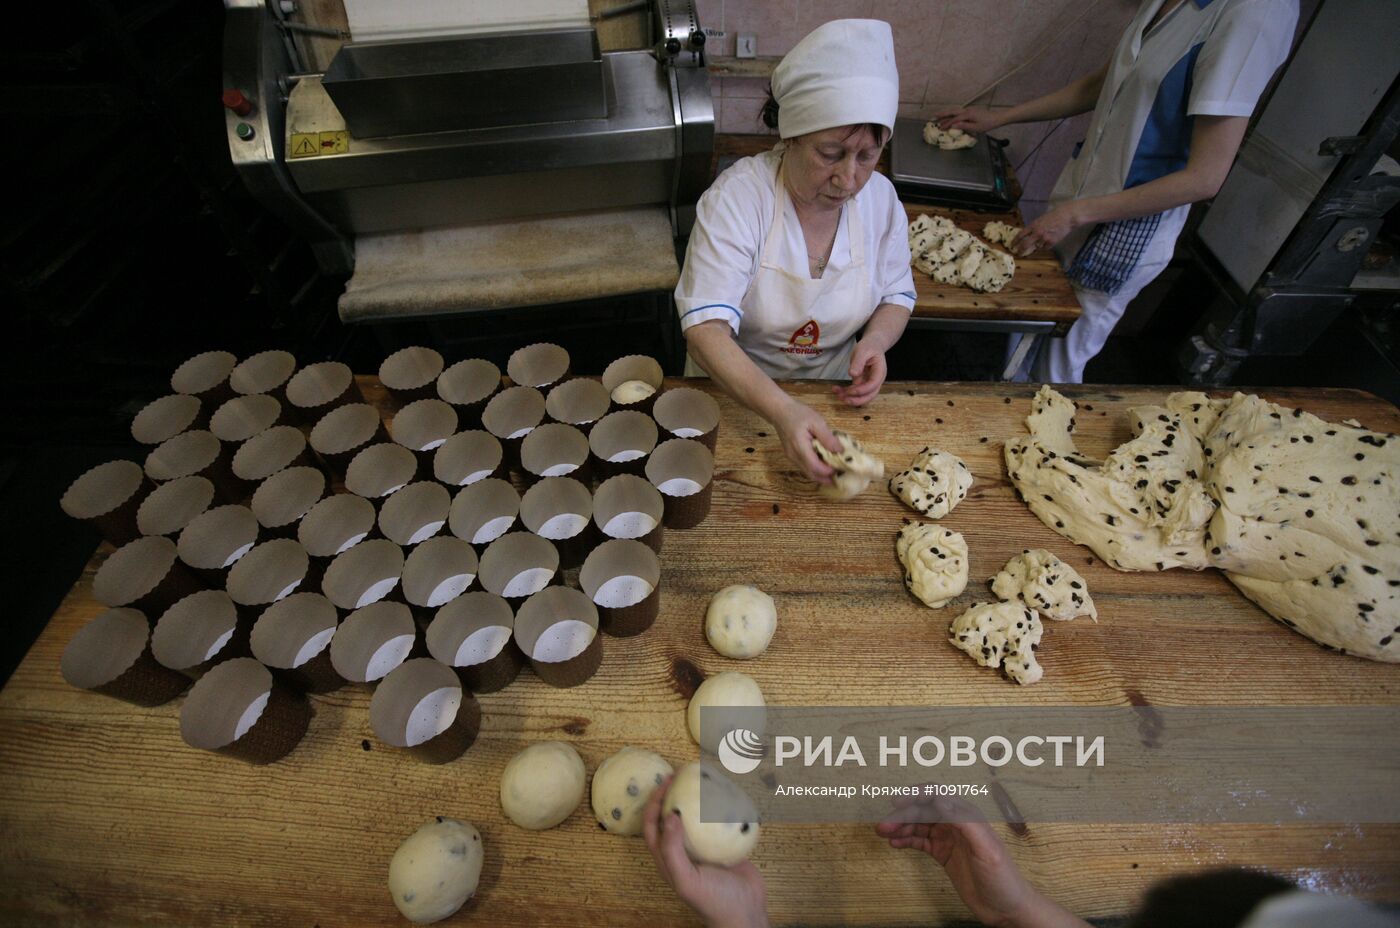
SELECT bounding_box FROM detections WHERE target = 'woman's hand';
[933,105,1004,135]
[1011,201,1084,256]
[833,340,887,407]
[771,400,840,484]
[643,776,769,928]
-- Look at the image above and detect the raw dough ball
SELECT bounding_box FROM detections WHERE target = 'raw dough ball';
[896,521,969,609]
[499,741,586,830]
[687,671,765,754]
[662,762,760,866]
[991,549,1097,621]
[611,380,656,405]
[705,585,777,659]
[591,747,673,836]
[949,601,1044,685]
[982,221,1021,247]
[388,817,484,924]
[889,447,973,518]
[812,431,884,500]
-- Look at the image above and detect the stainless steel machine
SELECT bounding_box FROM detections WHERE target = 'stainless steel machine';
[220,0,713,279]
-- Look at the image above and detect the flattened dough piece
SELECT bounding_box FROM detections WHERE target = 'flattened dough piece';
[896,521,969,609]
[948,601,1044,685]
[813,431,884,500]
[591,747,673,836]
[889,447,973,518]
[388,818,484,924]
[705,584,777,658]
[990,549,1097,621]
[982,221,1020,247]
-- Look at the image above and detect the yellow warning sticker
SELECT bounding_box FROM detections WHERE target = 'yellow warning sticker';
[319,131,349,154]
[290,133,319,158]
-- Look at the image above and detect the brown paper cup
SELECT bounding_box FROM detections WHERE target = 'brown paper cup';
[391,398,458,472]
[251,466,326,537]
[345,443,419,508]
[310,403,388,477]
[370,658,481,763]
[132,393,204,445]
[330,599,419,683]
[652,387,721,452]
[593,474,665,552]
[545,377,611,433]
[519,476,596,568]
[426,592,523,693]
[645,438,715,530]
[579,538,661,637]
[285,361,363,419]
[506,342,571,390]
[322,538,404,612]
[231,425,314,490]
[380,346,445,406]
[226,538,310,609]
[299,493,377,561]
[401,536,478,619]
[61,459,153,546]
[145,430,238,500]
[180,657,310,764]
[437,358,501,429]
[478,532,560,608]
[210,394,285,445]
[589,411,659,480]
[229,349,297,400]
[152,589,251,677]
[447,478,520,547]
[378,481,450,547]
[433,430,506,488]
[137,475,216,539]
[481,386,545,471]
[520,422,591,485]
[602,355,665,414]
[514,586,602,688]
[171,350,237,408]
[61,607,190,706]
[93,535,206,617]
[250,592,343,693]
[177,504,260,586]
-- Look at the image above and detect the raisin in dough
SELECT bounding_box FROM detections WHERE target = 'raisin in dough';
[890,447,973,518]
[949,601,1044,685]
[662,762,760,867]
[388,818,484,924]
[896,521,969,609]
[499,741,586,830]
[611,380,656,405]
[591,747,674,836]
[688,671,766,754]
[705,585,777,658]
[991,549,1097,621]
[812,431,884,500]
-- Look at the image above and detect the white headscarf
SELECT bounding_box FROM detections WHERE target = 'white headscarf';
[770,19,899,140]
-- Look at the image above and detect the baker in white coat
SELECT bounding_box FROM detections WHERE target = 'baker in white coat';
[938,0,1298,383]
[675,19,917,483]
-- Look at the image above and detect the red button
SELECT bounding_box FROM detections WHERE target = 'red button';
[222,89,253,117]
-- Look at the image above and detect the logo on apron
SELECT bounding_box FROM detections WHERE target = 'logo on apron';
[781,320,823,358]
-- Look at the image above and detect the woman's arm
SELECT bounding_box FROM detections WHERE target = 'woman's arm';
[1013,114,1249,254]
[935,62,1110,135]
[835,303,910,407]
[685,320,841,482]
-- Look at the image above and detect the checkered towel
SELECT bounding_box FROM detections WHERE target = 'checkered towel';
[1066,213,1163,295]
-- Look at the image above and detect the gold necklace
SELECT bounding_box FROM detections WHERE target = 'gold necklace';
[810,218,839,273]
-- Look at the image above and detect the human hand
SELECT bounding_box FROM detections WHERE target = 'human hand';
[1011,202,1083,257]
[771,400,840,484]
[875,797,1084,928]
[933,105,1004,135]
[643,775,769,928]
[833,341,887,407]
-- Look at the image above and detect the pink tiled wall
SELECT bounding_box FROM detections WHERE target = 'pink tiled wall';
[698,0,1142,212]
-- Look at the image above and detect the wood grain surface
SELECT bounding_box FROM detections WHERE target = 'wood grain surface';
[2,378,1398,927]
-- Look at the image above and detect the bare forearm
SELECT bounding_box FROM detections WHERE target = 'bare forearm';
[684,322,796,425]
[858,304,911,355]
[997,64,1108,127]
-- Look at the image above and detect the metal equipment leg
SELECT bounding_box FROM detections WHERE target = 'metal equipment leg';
[1001,333,1039,381]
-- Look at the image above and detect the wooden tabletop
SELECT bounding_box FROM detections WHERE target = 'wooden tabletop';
[713,134,1082,335]
[3,378,1398,926]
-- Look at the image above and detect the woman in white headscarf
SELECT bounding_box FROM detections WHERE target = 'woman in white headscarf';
[674,19,917,483]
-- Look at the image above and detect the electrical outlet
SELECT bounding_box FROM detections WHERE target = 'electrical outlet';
[737,33,757,58]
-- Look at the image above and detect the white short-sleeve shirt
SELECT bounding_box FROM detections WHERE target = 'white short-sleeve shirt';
[675,146,916,336]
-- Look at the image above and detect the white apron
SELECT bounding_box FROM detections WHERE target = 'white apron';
[685,155,872,380]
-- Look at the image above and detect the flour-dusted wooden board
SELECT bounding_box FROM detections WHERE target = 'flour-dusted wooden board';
[2,379,1398,927]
